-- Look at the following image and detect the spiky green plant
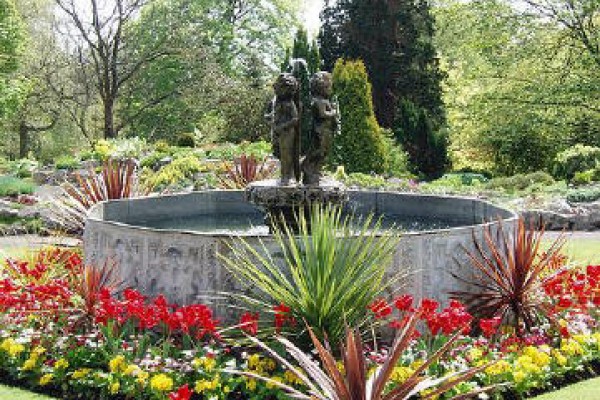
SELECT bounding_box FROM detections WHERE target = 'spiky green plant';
[219,205,401,345]
[225,315,500,400]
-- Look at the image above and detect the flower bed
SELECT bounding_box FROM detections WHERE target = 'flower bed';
[0,247,599,399]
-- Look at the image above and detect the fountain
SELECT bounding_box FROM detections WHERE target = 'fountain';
[83,63,518,322]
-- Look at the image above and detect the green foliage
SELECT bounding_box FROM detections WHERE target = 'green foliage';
[284,28,322,73]
[176,132,196,148]
[566,186,600,203]
[381,129,411,177]
[485,171,555,192]
[54,155,80,170]
[142,155,203,191]
[394,99,449,179]
[0,0,24,75]
[204,141,271,160]
[436,0,600,175]
[331,60,387,174]
[572,170,595,186]
[343,173,388,189]
[553,144,600,181]
[0,175,35,196]
[219,205,400,345]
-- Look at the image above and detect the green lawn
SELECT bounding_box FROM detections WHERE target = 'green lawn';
[532,376,600,399]
[0,385,54,399]
[557,236,600,264]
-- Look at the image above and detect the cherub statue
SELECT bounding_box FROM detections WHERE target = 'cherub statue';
[302,71,339,185]
[271,73,300,185]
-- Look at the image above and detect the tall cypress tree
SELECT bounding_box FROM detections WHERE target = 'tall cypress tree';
[319,0,448,177]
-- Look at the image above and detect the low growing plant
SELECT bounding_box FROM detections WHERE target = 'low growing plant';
[219,154,276,189]
[220,205,401,346]
[0,176,35,197]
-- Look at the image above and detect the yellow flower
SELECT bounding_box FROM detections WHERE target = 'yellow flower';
[223,385,231,394]
[124,364,141,376]
[150,373,173,392]
[266,376,284,389]
[561,339,584,356]
[248,354,261,370]
[263,358,276,372]
[55,358,69,370]
[485,360,511,376]
[572,334,589,345]
[513,370,527,383]
[1,339,25,358]
[72,368,92,379]
[192,356,216,372]
[245,378,257,391]
[109,355,126,373]
[136,371,149,386]
[284,370,303,386]
[552,350,568,366]
[21,357,37,371]
[110,382,120,394]
[390,366,415,383]
[468,347,483,361]
[195,377,220,393]
[336,361,345,374]
[39,374,53,386]
[32,346,46,357]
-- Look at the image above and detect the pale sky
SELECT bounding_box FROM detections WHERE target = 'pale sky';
[301,0,325,37]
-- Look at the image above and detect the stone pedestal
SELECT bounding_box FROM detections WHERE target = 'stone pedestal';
[246,178,348,232]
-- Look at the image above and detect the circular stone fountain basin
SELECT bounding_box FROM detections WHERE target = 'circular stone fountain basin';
[84,190,517,322]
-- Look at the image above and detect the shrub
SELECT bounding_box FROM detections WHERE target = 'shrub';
[143,155,203,191]
[176,132,196,148]
[485,171,555,192]
[55,155,80,170]
[343,172,388,188]
[331,59,387,174]
[219,205,400,346]
[553,144,600,181]
[394,98,449,179]
[566,186,600,203]
[572,169,595,186]
[0,176,35,197]
[381,129,411,177]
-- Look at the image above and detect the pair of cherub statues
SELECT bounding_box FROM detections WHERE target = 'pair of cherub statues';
[269,71,339,186]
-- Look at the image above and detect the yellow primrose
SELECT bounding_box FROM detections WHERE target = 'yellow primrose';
[561,339,584,356]
[32,346,46,357]
[123,364,141,376]
[55,358,69,370]
[195,377,219,393]
[72,368,92,379]
[485,360,511,376]
[110,382,120,394]
[390,366,415,383]
[193,356,216,372]
[245,378,257,391]
[1,339,25,358]
[21,357,37,371]
[284,369,303,386]
[552,350,568,366]
[150,373,173,392]
[39,374,53,386]
[109,355,126,373]
[468,347,483,361]
[136,371,149,386]
[513,370,527,383]
[266,376,284,389]
[248,354,262,369]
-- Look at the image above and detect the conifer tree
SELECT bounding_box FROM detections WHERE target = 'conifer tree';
[331,59,387,174]
[319,0,448,177]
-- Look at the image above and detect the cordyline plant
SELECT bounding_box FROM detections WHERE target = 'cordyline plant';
[451,218,565,333]
[73,261,121,329]
[225,314,498,400]
[219,154,276,189]
[219,205,402,346]
[50,158,146,234]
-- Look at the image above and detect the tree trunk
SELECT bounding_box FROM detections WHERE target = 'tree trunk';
[104,99,116,139]
[19,122,29,159]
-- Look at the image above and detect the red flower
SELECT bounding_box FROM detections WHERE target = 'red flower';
[274,303,294,332]
[479,316,501,337]
[239,312,259,336]
[369,298,393,319]
[168,384,192,400]
[419,298,439,314]
[394,294,413,311]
